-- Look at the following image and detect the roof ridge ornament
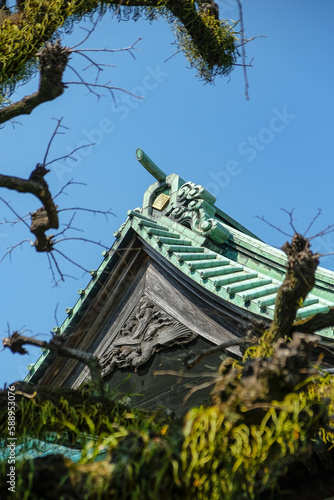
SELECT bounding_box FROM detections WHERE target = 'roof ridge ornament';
[167,181,230,245]
[136,149,229,244]
[136,148,166,181]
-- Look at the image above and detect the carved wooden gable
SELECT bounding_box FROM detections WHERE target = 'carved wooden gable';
[99,295,197,378]
[25,150,334,414]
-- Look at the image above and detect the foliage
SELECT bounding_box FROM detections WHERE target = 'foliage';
[1,341,334,499]
[0,0,239,104]
[1,2,334,499]
[172,12,237,82]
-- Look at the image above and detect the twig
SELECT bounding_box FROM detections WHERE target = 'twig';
[0,240,32,264]
[72,37,142,60]
[45,143,95,168]
[281,208,298,234]
[67,64,103,99]
[153,370,218,379]
[183,379,217,404]
[0,197,30,230]
[2,332,104,398]
[58,207,115,221]
[309,224,334,241]
[233,60,254,68]
[53,179,87,200]
[54,237,109,250]
[255,215,293,238]
[70,18,100,51]
[184,338,246,369]
[304,208,322,237]
[0,214,30,226]
[75,51,113,85]
[47,252,58,286]
[53,248,90,274]
[50,251,66,284]
[42,117,68,166]
[236,35,266,48]
[63,81,143,102]
[236,0,249,100]
[53,212,83,238]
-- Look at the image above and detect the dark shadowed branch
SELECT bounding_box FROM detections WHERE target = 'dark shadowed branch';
[268,233,319,340]
[2,331,104,397]
[184,338,246,369]
[292,308,334,335]
[0,42,69,125]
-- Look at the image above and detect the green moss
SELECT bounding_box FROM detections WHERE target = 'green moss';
[1,364,333,499]
[0,0,239,103]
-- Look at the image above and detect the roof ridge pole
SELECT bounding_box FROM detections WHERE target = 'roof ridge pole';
[136,148,167,182]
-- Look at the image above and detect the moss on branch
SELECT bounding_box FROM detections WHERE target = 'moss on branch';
[0,0,238,106]
[1,331,334,499]
[268,234,319,341]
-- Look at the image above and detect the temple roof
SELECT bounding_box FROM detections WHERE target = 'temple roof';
[25,149,334,382]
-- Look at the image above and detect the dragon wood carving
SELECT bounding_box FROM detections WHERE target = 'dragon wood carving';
[100,296,197,377]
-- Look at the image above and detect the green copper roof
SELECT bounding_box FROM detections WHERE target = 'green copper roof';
[24,150,334,382]
[119,210,334,327]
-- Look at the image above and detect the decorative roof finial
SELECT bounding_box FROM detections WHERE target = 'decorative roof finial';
[136,148,166,182]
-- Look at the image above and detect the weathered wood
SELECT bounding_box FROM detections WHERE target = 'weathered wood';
[40,236,148,387]
[145,261,242,348]
[38,233,268,413]
[104,336,229,416]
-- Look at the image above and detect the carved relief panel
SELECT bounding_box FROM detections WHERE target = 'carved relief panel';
[99,295,197,378]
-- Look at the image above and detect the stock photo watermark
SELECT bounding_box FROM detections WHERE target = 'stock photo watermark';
[52,64,169,182]
[7,385,16,493]
[205,106,296,197]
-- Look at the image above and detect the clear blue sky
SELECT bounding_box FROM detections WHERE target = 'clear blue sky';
[1,0,334,386]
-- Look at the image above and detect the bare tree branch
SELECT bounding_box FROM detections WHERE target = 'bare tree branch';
[54,237,109,250]
[304,208,322,237]
[236,0,249,100]
[281,208,298,234]
[53,213,83,238]
[45,143,95,168]
[69,17,100,51]
[0,42,69,125]
[184,338,246,369]
[255,215,293,238]
[2,332,104,397]
[268,233,319,340]
[52,248,90,274]
[71,37,142,60]
[309,224,334,241]
[42,117,69,166]
[53,179,87,200]
[58,207,115,220]
[0,240,32,264]
[0,163,59,251]
[63,80,144,102]
[0,196,30,230]
[292,308,334,335]
[47,252,58,286]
